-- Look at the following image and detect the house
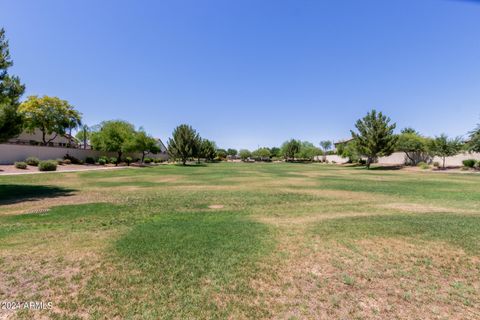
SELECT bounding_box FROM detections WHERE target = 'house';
[7,129,80,148]
[156,138,168,154]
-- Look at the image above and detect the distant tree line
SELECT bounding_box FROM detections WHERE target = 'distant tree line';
[1,28,479,169]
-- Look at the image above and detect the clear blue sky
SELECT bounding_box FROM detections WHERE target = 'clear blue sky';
[1,0,479,149]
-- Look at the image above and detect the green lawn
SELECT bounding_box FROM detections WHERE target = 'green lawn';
[0,163,479,319]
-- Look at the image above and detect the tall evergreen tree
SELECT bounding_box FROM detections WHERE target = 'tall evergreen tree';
[0,28,25,142]
[351,110,397,168]
[168,124,200,165]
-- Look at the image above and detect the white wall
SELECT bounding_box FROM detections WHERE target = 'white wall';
[0,143,169,164]
[323,151,480,167]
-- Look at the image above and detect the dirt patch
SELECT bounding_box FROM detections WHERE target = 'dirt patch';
[249,233,480,320]
[380,202,458,213]
[208,204,224,209]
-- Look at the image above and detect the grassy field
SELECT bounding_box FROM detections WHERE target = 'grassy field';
[0,163,479,319]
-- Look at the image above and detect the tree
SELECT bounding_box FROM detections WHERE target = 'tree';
[216,148,227,160]
[351,110,397,168]
[200,139,217,161]
[252,147,271,161]
[429,134,463,169]
[336,140,361,163]
[396,130,431,165]
[227,148,238,157]
[297,141,321,161]
[90,120,136,165]
[167,124,200,165]
[239,149,252,161]
[467,124,480,153]
[131,129,160,163]
[319,140,332,161]
[281,139,301,161]
[0,28,25,142]
[75,124,90,149]
[270,147,281,158]
[19,95,82,145]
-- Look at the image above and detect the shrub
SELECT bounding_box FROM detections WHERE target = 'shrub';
[38,160,57,171]
[85,157,95,164]
[98,156,109,164]
[154,158,163,163]
[15,162,27,169]
[433,161,440,168]
[109,157,118,164]
[98,158,107,165]
[125,157,133,166]
[63,159,72,165]
[462,159,476,168]
[358,159,367,165]
[64,154,81,164]
[25,157,40,166]
[144,158,152,164]
[56,158,64,165]
[417,161,429,169]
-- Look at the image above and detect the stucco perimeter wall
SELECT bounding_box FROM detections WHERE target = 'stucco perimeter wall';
[324,152,480,166]
[0,144,169,164]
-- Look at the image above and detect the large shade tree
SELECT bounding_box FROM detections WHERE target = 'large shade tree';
[90,120,136,165]
[351,110,397,168]
[131,129,160,163]
[19,95,82,145]
[396,128,431,165]
[168,124,200,165]
[200,139,217,162]
[281,139,301,161]
[0,28,25,142]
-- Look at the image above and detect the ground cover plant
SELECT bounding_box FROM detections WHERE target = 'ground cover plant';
[0,163,479,319]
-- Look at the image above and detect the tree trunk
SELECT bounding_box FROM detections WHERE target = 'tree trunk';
[141,151,146,163]
[366,157,372,169]
[443,156,446,169]
[117,151,122,166]
[42,130,47,145]
[182,158,187,165]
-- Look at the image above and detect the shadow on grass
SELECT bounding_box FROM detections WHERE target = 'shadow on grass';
[352,165,403,171]
[0,184,76,205]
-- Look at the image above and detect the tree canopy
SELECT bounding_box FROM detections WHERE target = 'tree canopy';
[200,139,217,161]
[90,120,136,164]
[396,130,431,165]
[168,124,200,165]
[429,134,463,169]
[351,110,397,168]
[239,149,252,161]
[131,129,160,162]
[281,139,301,161]
[0,28,25,142]
[19,95,82,145]
[467,124,480,153]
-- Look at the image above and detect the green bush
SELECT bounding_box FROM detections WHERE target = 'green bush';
[85,157,95,164]
[417,161,429,169]
[56,158,64,165]
[14,162,27,169]
[38,160,58,171]
[109,157,118,164]
[433,161,440,168]
[462,159,476,168]
[125,157,133,166]
[98,158,107,165]
[144,158,152,164]
[358,159,367,165]
[63,159,72,165]
[25,157,40,166]
[64,155,81,164]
